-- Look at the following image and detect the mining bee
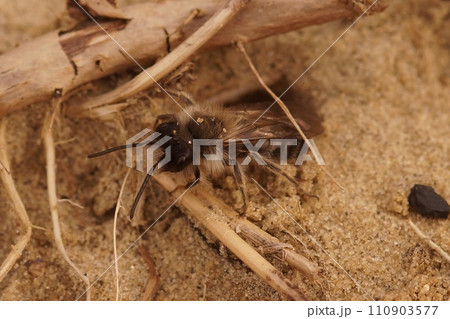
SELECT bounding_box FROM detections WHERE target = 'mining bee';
[88,93,322,219]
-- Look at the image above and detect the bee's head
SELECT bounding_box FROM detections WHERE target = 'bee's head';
[162,137,192,172]
[88,119,194,220]
[155,121,192,172]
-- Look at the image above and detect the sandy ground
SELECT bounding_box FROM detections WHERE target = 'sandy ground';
[0,0,449,300]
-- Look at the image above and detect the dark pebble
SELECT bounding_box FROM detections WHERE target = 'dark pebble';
[408,184,449,219]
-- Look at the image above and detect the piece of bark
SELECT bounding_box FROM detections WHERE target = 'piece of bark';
[71,0,249,115]
[0,0,384,117]
[67,0,130,21]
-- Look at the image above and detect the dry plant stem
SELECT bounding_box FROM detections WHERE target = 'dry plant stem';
[237,41,345,190]
[205,76,279,105]
[113,168,132,301]
[0,0,378,117]
[84,103,130,121]
[408,219,450,264]
[197,188,319,278]
[138,245,159,301]
[237,41,320,163]
[239,222,319,278]
[58,198,84,209]
[73,0,248,115]
[154,174,308,300]
[42,115,91,300]
[0,120,32,283]
[202,283,207,301]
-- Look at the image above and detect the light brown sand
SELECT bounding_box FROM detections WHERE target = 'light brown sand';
[0,0,448,300]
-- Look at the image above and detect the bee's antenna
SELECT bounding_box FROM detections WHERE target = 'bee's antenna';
[87,143,139,158]
[129,159,161,219]
[88,138,160,158]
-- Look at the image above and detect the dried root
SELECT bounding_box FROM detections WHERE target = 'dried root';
[408,219,450,265]
[0,120,32,283]
[42,113,91,300]
[112,168,132,300]
[138,245,159,301]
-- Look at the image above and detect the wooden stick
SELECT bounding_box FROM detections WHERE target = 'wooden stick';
[153,174,308,300]
[0,120,32,283]
[196,187,319,278]
[70,0,249,116]
[42,113,91,300]
[0,0,382,117]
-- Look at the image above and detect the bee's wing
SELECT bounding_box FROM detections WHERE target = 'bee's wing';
[224,102,323,143]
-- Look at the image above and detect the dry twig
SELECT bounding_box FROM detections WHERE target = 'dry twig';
[408,219,450,265]
[0,120,32,283]
[138,245,159,301]
[237,41,345,190]
[71,0,249,116]
[0,0,383,116]
[42,113,91,300]
[153,174,308,300]
[197,188,319,278]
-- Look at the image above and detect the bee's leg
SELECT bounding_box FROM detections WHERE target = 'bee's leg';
[169,167,201,195]
[183,166,200,189]
[232,164,249,214]
[193,166,200,180]
[264,160,319,200]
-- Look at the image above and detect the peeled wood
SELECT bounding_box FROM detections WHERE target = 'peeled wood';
[197,189,320,278]
[154,174,309,300]
[71,0,249,115]
[0,0,379,117]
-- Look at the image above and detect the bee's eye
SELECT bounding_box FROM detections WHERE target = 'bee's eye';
[156,122,178,137]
